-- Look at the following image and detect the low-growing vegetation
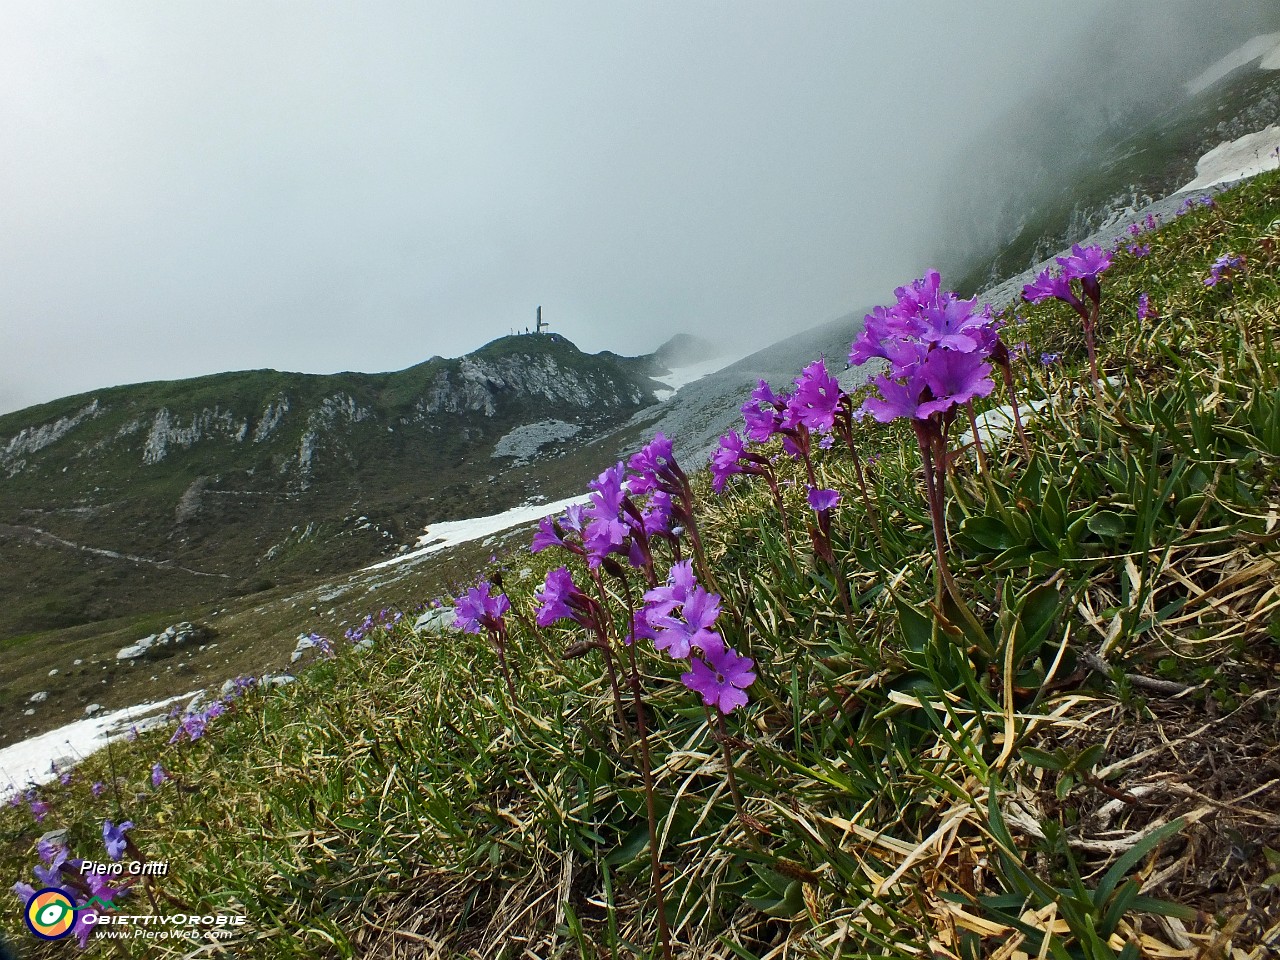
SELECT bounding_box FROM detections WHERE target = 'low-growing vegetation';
[4,172,1280,958]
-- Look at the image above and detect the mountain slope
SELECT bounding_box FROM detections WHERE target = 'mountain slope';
[0,333,664,638]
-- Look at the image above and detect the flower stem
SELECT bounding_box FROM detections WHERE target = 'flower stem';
[623,635,674,959]
[1000,361,1032,457]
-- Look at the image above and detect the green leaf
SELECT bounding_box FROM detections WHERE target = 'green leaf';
[1096,818,1186,907]
[604,823,649,866]
[961,515,1023,552]
[1020,747,1067,771]
[1087,510,1129,539]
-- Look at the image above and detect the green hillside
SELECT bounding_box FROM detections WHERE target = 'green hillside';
[3,168,1277,958]
[0,333,664,639]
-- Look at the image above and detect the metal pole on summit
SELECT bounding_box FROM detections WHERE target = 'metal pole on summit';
[536,306,549,334]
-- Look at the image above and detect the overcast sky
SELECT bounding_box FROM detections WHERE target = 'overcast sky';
[0,2,1273,416]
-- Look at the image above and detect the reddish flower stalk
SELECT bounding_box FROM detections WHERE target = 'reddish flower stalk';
[616,576,674,960]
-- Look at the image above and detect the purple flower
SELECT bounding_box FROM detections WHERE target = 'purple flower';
[1137,292,1152,320]
[103,819,134,861]
[531,515,573,554]
[1040,351,1061,366]
[642,560,697,621]
[1127,243,1150,258]
[917,348,995,415]
[37,837,64,864]
[741,380,788,442]
[30,800,50,823]
[12,881,36,905]
[628,608,658,647]
[681,644,757,714]
[1177,194,1214,215]
[785,360,843,434]
[710,431,748,493]
[91,781,106,797]
[151,763,168,788]
[535,567,589,627]
[1204,253,1243,287]
[627,433,677,496]
[863,369,931,423]
[453,581,510,635]
[640,491,674,539]
[1022,268,1078,306]
[582,462,631,567]
[1056,243,1112,283]
[916,296,993,354]
[807,487,840,513]
[651,585,724,660]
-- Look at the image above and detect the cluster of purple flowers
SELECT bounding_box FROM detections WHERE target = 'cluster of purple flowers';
[453,581,510,634]
[11,826,133,948]
[1204,253,1244,288]
[849,270,999,426]
[716,358,855,491]
[7,789,51,823]
[344,608,403,646]
[1128,213,1161,237]
[1022,244,1113,385]
[1177,194,1215,216]
[1127,243,1151,258]
[169,674,258,745]
[644,561,755,713]
[533,438,687,583]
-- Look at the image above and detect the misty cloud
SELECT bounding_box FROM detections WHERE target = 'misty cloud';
[1,1,1275,415]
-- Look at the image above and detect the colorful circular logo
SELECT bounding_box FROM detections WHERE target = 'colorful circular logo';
[25,887,77,940]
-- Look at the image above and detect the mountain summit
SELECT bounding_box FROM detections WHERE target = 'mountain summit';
[0,333,668,638]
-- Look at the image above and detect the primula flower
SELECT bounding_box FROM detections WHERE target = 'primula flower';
[33,841,68,887]
[91,781,106,797]
[1056,243,1112,284]
[1040,352,1061,366]
[582,462,631,567]
[862,369,931,423]
[1204,253,1243,287]
[1021,268,1080,308]
[681,644,756,714]
[535,567,590,627]
[103,820,134,861]
[711,432,747,496]
[627,433,677,496]
[807,487,840,513]
[651,585,723,660]
[1138,292,1152,320]
[642,560,697,620]
[30,800,49,823]
[785,360,843,434]
[151,763,168,788]
[740,380,788,442]
[453,581,510,634]
[918,348,995,416]
[1127,243,1150,258]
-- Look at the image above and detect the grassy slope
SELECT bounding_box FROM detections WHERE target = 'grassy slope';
[3,175,1280,958]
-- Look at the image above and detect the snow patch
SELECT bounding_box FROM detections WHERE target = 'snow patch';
[652,354,742,398]
[491,419,581,464]
[0,693,196,801]
[1179,125,1280,193]
[1186,32,1280,97]
[363,494,591,571]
